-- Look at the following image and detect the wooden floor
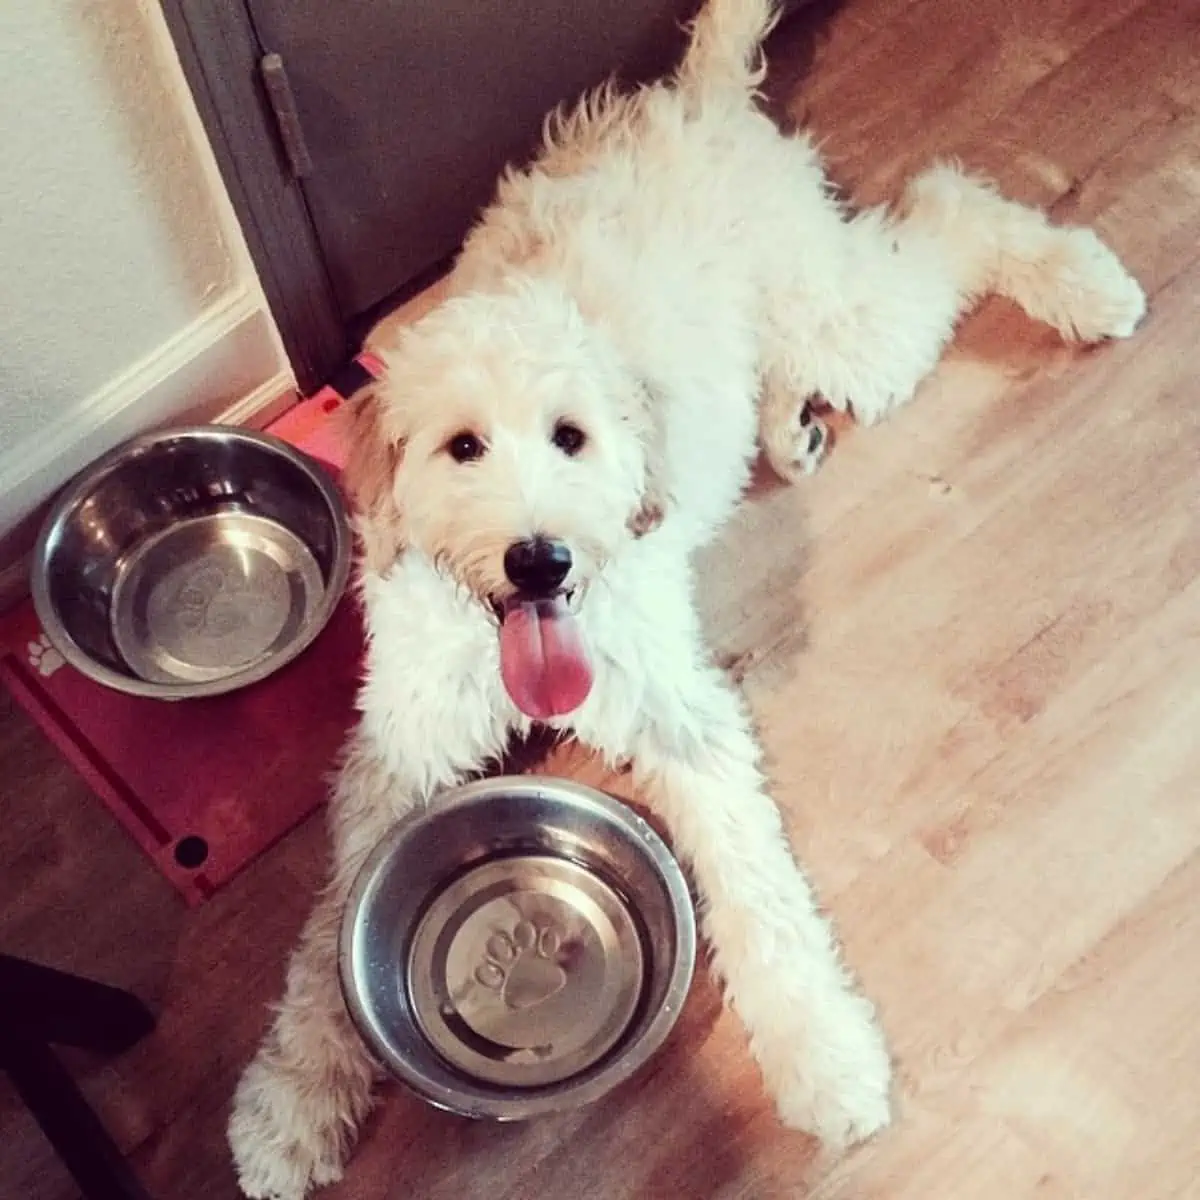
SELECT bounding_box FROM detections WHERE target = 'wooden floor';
[4,0,1199,1196]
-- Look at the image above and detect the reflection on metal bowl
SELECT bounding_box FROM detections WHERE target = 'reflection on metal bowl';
[340,775,696,1120]
[32,425,351,700]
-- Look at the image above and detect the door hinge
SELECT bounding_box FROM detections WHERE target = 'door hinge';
[260,52,314,179]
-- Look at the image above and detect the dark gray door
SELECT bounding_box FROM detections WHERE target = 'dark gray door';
[246,0,699,321]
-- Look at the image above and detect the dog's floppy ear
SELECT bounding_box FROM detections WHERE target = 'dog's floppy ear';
[341,383,406,574]
[626,379,672,538]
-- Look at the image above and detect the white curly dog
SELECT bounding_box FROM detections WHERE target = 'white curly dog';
[228,0,1145,1193]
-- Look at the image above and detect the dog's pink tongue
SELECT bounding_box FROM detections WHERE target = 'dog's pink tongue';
[500,596,593,720]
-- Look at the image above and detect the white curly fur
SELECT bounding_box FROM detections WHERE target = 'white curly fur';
[228,1,1145,1195]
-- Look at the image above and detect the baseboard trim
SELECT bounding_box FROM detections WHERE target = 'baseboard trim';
[0,286,292,539]
[216,370,298,430]
[0,355,296,617]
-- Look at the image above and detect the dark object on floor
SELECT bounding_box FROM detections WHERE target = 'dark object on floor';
[0,954,156,1200]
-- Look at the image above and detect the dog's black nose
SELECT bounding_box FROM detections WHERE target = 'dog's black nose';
[504,537,572,596]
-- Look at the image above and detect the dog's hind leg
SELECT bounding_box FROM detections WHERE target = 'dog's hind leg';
[757,162,1146,479]
[757,196,967,480]
[758,384,830,482]
[901,163,1147,346]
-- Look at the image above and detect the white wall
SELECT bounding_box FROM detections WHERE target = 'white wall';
[0,0,294,542]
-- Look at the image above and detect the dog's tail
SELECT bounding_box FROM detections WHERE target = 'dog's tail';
[675,0,782,101]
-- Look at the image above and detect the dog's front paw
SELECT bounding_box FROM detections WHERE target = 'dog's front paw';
[760,989,893,1150]
[229,1057,350,1200]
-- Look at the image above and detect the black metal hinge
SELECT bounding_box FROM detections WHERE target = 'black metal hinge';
[260,52,314,178]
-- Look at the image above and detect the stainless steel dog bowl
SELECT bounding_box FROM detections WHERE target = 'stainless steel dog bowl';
[32,425,351,700]
[339,776,696,1120]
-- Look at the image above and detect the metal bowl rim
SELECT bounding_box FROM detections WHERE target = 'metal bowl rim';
[338,774,697,1120]
[30,423,352,701]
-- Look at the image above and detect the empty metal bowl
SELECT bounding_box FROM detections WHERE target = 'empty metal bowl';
[339,775,696,1120]
[32,425,351,700]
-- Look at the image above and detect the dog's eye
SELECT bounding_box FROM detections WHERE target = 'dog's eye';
[551,421,587,456]
[447,432,486,463]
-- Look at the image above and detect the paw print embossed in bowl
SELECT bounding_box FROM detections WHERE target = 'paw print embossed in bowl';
[475,919,568,1010]
[339,776,695,1119]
